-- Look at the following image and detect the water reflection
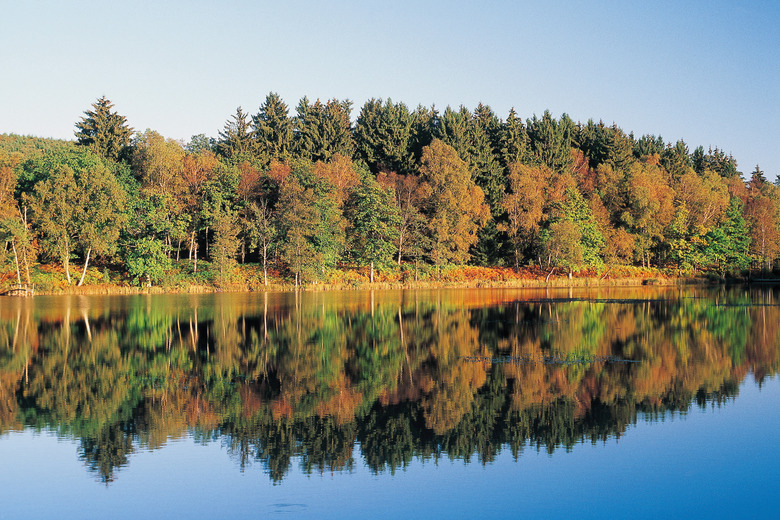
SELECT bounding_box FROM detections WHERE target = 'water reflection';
[1,286,778,483]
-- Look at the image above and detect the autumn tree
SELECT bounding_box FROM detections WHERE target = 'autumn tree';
[276,175,320,286]
[418,140,490,274]
[210,206,241,285]
[745,188,780,271]
[131,130,189,257]
[499,163,549,269]
[74,96,133,162]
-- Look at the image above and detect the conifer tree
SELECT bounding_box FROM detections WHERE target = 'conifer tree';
[74,96,133,162]
[252,92,293,166]
[217,107,253,161]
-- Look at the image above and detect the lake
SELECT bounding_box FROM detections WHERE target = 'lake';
[0,286,778,519]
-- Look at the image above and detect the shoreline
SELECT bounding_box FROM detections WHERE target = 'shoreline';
[3,274,713,297]
[2,262,756,297]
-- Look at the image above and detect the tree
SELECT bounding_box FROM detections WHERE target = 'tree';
[546,187,605,270]
[293,98,354,162]
[539,220,583,278]
[131,130,189,256]
[277,175,320,286]
[376,171,431,265]
[210,207,241,285]
[745,190,780,271]
[246,198,276,286]
[74,96,133,162]
[354,98,414,175]
[703,197,750,276]
[527,111,574,173]
[252,92,293,166]
[419,140,490,274]
[26,151,126,285]
[499,163,549,269]
[217,106,253,161]
[347,172,401,282]
[124,236,171,286]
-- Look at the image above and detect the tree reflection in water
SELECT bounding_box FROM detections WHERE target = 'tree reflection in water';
[0,286,777,483]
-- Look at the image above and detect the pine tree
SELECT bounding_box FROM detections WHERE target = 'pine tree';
[74,96,133,162]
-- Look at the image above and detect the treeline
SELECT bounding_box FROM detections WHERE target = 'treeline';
[1,94,778,287]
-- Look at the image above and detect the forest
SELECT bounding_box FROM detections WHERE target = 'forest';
[0,94,777,289]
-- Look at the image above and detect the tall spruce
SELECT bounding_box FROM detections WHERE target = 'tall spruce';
[354,98,414,175]
[252,92,293,166]
[217,106,253,161]
[74,96,133,162]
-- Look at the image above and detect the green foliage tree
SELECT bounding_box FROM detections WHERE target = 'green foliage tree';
[546,187,605,270]
[703,197,751,276]
[124,236,171,286]
[354,98,414,175]
[74,96,133,162]
[26,150,126,285]
[347,172,401,282]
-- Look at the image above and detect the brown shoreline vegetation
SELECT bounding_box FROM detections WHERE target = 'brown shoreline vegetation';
[1,261,706,296]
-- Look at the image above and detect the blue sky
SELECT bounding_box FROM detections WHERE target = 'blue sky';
[2,0,778,178]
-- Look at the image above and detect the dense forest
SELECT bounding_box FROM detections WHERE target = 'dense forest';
[1,94,777,289]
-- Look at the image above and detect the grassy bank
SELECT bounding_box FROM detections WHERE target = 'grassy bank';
[0,260,714,296]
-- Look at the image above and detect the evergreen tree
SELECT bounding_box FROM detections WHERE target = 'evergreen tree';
[497,108,529,169]
[252,92,293,166]
[217,107,253,161]
[74,96,133,162]
[293,98,354,162]
[354,98,414,175]
[632,134,665,159]
[527,111,573,173]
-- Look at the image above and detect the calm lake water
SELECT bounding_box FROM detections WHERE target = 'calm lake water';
[0,286,778,519]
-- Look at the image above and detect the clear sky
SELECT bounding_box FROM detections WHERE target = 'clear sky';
[2,0,778,178]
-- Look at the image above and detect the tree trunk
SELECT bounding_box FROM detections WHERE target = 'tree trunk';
[546,267,556,283]
[370,261,374,283]
[11,240,21,285]
[64,238,71,285]
[21,207,31,284]
[262,243,268,286]
[78,248,91,286]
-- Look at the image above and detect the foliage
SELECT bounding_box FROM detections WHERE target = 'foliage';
[74,96,133,162]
